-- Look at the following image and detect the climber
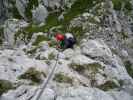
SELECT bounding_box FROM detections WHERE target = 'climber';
[35,33,76,100]
[55,33,76,49]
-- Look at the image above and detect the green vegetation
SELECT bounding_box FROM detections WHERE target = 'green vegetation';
[32,35,50,46]
[124,60,133,78]
[0,27,3,45]
[7,0,22,19]
[44,12,61,30]
[26,46,38,54]
[70,63,102,73]
[120,32,129,39]
[48,53,56,60]
[63,0,102,24]
[25,0,39,20]
[70,64,86,72]
[12,7,22,19]
[68,26,84,43]
[97,81,119,91]
[70,62,102,86]
[15,0,104,44]
[118,80,124,86]
[0,80,13,95]
[45,60,51,65]
[112,0,132,11]
[18,67,46,84]
[53,73,73,84]
[112,0,123,10]
[14,24,44,44]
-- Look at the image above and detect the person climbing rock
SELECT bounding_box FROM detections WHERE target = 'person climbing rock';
[55,33,76,49]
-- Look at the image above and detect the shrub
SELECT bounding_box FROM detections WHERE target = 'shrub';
[18,67,46,84]
[25,0,39,20]
[48,53,56,60]
[97,80,119,91]
[124,60,133,78]
[112,0,132,12]
[32,35,50,46]
[0,80,13,95]
[70,62,102,86]
[70,63,102,73]
[53,73,73,84]
[0,27,3,45]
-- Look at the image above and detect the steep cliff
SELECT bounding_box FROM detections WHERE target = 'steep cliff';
[0,0,133,100]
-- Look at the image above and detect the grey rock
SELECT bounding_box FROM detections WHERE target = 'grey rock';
[32,4,48,24]
[108,91,133,100]
[57,86,114,100]
[81,39,113,59]
[63,49,74,59]
[16,0,27,19]
[3,19,28,47]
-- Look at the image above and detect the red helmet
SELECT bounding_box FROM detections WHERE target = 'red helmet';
[55,33,64,41]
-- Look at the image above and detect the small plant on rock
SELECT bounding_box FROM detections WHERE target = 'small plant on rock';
[18,67,46,84]
[48,53,56,60]
[124,60,133,78]
[53,73,73,84]
[70,62,102,86]
[0,80,14,95]
[97,80,119,91]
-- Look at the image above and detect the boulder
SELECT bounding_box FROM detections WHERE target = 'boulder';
[81,39,113,59]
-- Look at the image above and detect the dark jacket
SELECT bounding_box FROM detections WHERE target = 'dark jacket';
[63,36,76,49]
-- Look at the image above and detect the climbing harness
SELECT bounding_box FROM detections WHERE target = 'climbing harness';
[35,52,60,100]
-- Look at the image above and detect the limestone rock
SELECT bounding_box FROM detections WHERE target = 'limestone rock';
[81,39,113,59]
[57,86,114,100]
[32,4,48,24]
[108,91,133,100]
[3,19,28,47]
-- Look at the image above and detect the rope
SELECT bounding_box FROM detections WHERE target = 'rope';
[35,52,60,100]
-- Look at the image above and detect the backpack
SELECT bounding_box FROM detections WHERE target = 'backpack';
[63,37,76,49]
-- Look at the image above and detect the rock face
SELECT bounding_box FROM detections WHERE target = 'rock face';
[56,86,114,100]
[16,0,27,19]
[0,49,48,82]
[0,0,11,23]
[0,0,75,24]
[81,39,132,80]
[81,39,113,59]
[0,0,133,100]
[1,86,56,100]
[0,38,132,99]
[3,19,28,47]
[108,90,133,100]
[32,4,48,24]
